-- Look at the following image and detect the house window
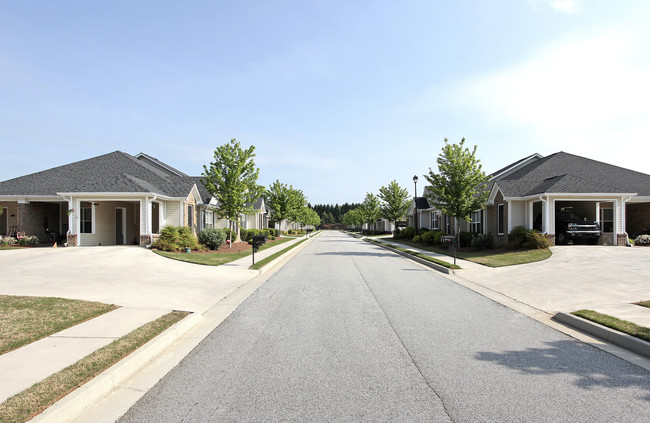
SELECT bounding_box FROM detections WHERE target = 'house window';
[187,205,194,229]
[497,204,504,235]
[432,212,439,230]
[601,208,613,233]
[205,210,214,228]
[152,202,160,234]
[470,211,482,233]
[80,202,93,234]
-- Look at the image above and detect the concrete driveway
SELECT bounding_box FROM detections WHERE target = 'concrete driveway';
[0,246,258,313]
[456,245,650,325]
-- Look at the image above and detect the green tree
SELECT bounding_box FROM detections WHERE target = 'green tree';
[342,208,363,231]
[360,193,381,232]
[266,181,300,231]
[202,139,264,246]
[424,138,489,246]
[378,180,410,238]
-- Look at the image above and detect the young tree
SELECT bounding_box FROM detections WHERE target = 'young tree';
[342,208,363,231]
[202,139,264,246]
[378,180,410,238]
[265,181,306,233]
[360,192,381,232]
[424,138,489,246]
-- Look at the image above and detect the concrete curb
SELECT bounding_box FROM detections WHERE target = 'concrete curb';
[29,234,318,423]
[552,312,650,359]
[364,238,454,275]
[30,312,203,423]
[258,232,320,275]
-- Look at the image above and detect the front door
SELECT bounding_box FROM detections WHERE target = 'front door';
[0,208,7,236]
[115,208,125,245]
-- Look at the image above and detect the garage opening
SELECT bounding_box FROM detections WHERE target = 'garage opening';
[554,201,601,245]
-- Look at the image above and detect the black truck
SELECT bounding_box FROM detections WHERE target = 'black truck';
[555,210,601,245]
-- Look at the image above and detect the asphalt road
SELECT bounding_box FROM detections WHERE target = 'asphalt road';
[120,231,650,422]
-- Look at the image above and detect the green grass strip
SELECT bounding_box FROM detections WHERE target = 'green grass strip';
[572,309,650,343]
[0,296,118,356]
[634,300,650,309]
[0,311,189,423]
[250,238,310,270]
[371,240,461,269]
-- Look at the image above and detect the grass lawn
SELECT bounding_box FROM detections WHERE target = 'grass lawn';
[0,296,119,356]
[154,237,292,266]
[250,238,309,270]
[0,310,188,423]
[572,309,650,343]
[383,238,552,267]
[0,245,22,250]
[635,300,650,308]
[370,240,460,269]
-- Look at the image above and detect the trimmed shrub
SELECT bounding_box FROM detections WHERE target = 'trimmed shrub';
[400,226,416,240]
[18,236,39,246]
[154,226,181,251]
[458,231,478,248]
[198,227,227,250]
[1,236,17,245]
[422,230,445,245]
[471,233,494,250]
[634,234,650,245]
[508,226,548,250]
[417,227,430,236]
[412,235,423,243]
[178,226,200,250]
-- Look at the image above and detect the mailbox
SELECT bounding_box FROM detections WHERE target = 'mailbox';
[442,235,456,248]
[252,235,266,252]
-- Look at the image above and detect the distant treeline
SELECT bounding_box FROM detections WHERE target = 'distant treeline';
[311,203,362,224]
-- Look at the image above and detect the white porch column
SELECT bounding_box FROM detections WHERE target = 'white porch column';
[544,198,551,234]
[595,202,600,225]
[507,201,512,233]
[613,198,619,244]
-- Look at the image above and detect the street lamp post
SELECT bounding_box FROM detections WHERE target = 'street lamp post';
[413,175,418,231]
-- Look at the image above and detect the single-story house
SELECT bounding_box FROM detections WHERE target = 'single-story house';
[406,152,650,246]
[0,151,263,246]
[484,151,650,246]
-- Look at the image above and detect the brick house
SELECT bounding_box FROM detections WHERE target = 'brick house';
[0,151,259,246]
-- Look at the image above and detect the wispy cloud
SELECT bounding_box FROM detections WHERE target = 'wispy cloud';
[528,0,581,14]
[443,26,650,170]
[550,0,580,14]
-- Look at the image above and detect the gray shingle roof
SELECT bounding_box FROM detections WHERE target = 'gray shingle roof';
[493,152,650,197]
[0,151,204,199]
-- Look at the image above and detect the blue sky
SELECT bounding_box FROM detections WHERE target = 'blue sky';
[2,1,649,204]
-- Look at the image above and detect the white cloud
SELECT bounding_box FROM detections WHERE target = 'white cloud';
[444,26,650,172]
[550,0,580,14]
[527,0,581,14]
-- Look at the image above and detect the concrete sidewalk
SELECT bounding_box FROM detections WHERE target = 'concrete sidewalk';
[0,235,312,405]
[372,237,650,332]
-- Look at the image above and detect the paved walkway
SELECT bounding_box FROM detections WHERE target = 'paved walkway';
[0,236,308,403]
[374,236,650,328]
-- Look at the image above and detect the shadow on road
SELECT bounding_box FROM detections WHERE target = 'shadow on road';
[476,340,650,401]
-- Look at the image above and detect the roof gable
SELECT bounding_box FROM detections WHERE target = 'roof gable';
[0,151,198,199]
[493,152,650,197]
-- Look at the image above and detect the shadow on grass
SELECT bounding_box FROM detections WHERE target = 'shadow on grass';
[476,340,650,401]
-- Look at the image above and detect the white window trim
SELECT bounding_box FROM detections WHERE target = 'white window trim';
[79,201,95,235]
[497,204,505,235]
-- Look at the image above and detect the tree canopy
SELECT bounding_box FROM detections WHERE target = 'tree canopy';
[202,139,264,242]
[266,180,305,228]
[360,192,381,230]
[378,180,410,236]
[424,138,489,242]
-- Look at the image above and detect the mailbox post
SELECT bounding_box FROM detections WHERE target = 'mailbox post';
[252,235,266,265]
